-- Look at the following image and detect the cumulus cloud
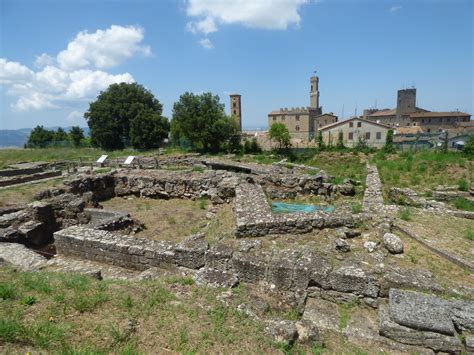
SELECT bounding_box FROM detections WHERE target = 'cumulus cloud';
[199,38,214,49]
[0,25,146,112]
[34,53,55,68]
[390,5,402,12]
[67,110,84,122]
[57,25,151,71]
[185,0,309,35]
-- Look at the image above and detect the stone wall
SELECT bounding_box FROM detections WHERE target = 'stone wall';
[234,182,360,238]
[0,170,62,187]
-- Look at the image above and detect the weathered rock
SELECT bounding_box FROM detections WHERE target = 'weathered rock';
[18,220,50,246]
[335,238,350,253]
[238,239,262,252]
[364,241,377,253]
[231,251,270,283]
[194,267,238,288]
[389,289,455,335]
[0,242,47,271]
[329,266,379,298]
[295,320,321,344]
[174,234,208,269]
[379,303,462,353]
[383,233,404,254]
[205,243,233,270]
[450,300,474,331]
[380,266,442,297]
[264,320,298,345]
[337,181,356,196]
[293,251,332,290]
[466,335,474,353]
[0,228,25,243]
[267,251,297,290]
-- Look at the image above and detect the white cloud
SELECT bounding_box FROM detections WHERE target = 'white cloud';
[57,25,151,71]
[0,25,146,112]
[199,38,214,49]
[0,59,35,84]
[185,0,309,35]
[34,53,55,68]
[67,110,84,122]
[390,5,402,12]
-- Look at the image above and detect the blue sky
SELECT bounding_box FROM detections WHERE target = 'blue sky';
[1,0,472,130]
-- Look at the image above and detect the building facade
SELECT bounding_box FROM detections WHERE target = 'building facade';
[230,94,242,131]
[364,88,471,133]
[319,117,390,148]
[267,74,337,140]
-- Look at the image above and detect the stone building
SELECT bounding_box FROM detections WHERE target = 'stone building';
[267,74,338,140]
[230,94,242,131]
[319,117,390,148]
[364,88,471,133]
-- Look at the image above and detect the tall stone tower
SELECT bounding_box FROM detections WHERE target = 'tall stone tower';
[230,94,242,131]
[396,88,416,115]
[310,75,321,112]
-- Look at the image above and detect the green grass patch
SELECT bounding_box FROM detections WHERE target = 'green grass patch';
[453,197,474,212]
[398,206,412,221]
[466,228,474,241]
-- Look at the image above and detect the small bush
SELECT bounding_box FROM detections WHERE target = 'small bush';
[399,206,411,221]
[21,295,37,306]
[458,178,469,192]
[0,318,24,342]
[199,198,207,210]
[351,202,362,214]
[0,283,17,300]
[466,228,474,241]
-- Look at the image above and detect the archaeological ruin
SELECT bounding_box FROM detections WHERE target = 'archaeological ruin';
[0,154,473,353]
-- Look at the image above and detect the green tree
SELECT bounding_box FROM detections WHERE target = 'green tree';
[171,92,237,152]
[130,110,170,150]
[269,123,291,150]
[85,83,165,150]
[53,127,68,145]
[384,129,395,153]
[463,136,474,156]
[69,126,85,147]
[317,130,325,150]
[26,126,54,148]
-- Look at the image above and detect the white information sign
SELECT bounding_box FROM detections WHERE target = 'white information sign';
[124,156,135,165]
[96,155,108,164]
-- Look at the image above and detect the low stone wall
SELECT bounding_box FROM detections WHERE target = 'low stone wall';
[0,166,44,177]
[234,182,360,238]
[0,170,62,187]
[363,164,384,214]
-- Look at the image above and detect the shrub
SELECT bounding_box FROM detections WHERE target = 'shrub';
[351,202,362,214]
[458,178,469,192]
[398,206,411,221]
[0,283,17,300]
[21,295,37,306]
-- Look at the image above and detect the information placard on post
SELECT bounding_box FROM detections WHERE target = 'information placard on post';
[96,155,108,164]
[124,156,135,165]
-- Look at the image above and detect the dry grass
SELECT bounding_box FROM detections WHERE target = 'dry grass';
[0,267,386,354]
[0,178,65,207]
[101,197,210,242]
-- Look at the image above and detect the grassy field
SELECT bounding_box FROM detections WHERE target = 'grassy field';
[0,267,380,354]
[0,178,66,207]
[372,150,473,196]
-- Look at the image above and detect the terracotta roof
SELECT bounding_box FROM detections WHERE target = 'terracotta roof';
[319,117,391,131]
[395,126,423,135]
[367,109,396,117]
[268,108,309,115]
[410,111,471,118]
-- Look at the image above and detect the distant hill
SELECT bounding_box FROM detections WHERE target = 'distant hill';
[0,127,90,148]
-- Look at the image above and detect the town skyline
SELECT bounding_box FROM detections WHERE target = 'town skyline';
[1,0,472,130]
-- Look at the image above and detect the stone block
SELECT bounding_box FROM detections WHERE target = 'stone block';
[231,251,269,283]
[194,267,238,288]
[174,234,208,269]
[329,265,379,298]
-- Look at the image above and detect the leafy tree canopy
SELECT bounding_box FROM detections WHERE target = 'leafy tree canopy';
[26,126,54,148]
[130,110,170,150]
[171,92,238,152]
[268,123,291,151]
[69,126,85,147]
[85,82,168,150]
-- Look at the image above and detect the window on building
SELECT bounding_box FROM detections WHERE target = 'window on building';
[365,132,371,140]
[348,132,353,140]
[233,102,236,108]
[282,116,285,121]
[376,132,381,140]
[413,123,417,126]
[422,119,425,123]
[296,115,300,121]
[427,128,431,133]
[357,122,362,128]
[349,122,353,128]
[428,119,431,123]
[296,125,300,131]
[233,110,237,115]
[447,118,450,122]
[273,117,276,121]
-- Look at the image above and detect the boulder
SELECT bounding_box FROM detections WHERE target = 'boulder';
[388,289,455,335]
[194,267,238,288]
[18,220,50,246]
[0,228,25,244]
[328,265,379,298]
[383,233,404,254]
[264,320,298,345]
[380,266,442,297]
[335,238,350,253]
[364,241,377,253]
[295,320,321,344]
[174,234,208,269]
